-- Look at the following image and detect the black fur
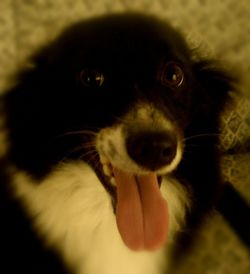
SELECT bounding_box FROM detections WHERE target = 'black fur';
[0,13,235,274]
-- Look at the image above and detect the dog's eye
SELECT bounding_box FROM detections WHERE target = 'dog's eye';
[158,62,184,88]
[79,69,104,87]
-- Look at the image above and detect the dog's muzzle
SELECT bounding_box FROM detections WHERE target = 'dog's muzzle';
[96,103,183,252]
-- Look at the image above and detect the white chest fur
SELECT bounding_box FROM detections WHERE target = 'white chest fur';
[11,162,189,274]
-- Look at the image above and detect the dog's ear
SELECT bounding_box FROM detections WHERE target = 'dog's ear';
[192,60,236,113]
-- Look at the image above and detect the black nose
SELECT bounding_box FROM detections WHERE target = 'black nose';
[126,131,177,171]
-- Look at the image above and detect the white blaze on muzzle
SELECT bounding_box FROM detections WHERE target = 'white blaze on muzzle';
[96,102,183,251]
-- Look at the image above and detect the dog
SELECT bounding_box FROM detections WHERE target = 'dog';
[0,13,234,274]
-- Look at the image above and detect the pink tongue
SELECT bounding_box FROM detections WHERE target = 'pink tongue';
[113,168,169,251]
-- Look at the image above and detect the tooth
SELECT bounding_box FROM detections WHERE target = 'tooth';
[100,154,109,165]
[110,177,116,186]
[103,164,112,177]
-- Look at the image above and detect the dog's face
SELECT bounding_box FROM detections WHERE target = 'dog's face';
[7,14,196,175]
[5,14,232,251]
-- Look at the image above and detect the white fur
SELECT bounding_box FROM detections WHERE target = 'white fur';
[96,102,183,176]
[11,161,190,274]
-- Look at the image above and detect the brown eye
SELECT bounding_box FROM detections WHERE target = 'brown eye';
[79,69,104,87]
[158,62,184,88]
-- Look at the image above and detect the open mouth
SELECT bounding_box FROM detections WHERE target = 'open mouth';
[99,153,169,251]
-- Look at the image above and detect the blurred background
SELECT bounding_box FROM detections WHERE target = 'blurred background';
[0,0,249,273]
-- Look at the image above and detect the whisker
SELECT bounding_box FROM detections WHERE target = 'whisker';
[80,150,100,169]
[84,149,99,157]
[59,141,96,160]
[58,148,99,167]
[81,142,97,149]
[184,133,220,142]
[55,129,98,140]
[113,115,130,125]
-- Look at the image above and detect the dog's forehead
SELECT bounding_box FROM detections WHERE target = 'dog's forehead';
[56,14,189,62]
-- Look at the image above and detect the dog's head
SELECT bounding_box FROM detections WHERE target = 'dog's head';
[4,13,234,251]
